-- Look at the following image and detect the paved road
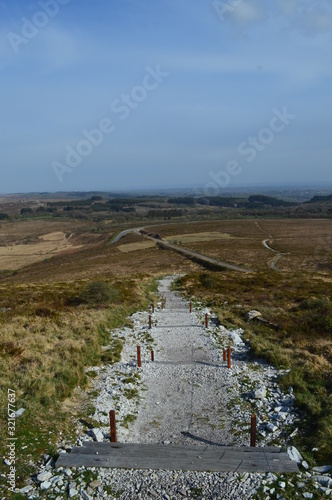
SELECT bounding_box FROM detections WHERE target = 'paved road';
[109,227,142,244]
[111,226,253,273]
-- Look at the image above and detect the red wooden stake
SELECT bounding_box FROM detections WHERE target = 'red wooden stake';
[109,410,117,443]
[162,302,164,310]
[205,313,208,328]
[250,414,257,447]
[190,302,192,313]
[137,346,141,367]
[149,315,152,329]
[151,350,154,362]
[227,346,231,369]
[223,349,226,362]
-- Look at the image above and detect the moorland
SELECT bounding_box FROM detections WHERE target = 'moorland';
[0,190,331,486]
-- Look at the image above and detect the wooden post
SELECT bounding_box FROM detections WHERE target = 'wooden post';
[151,350,154,362]
[250,414,257,447]
[161,302,164,310]
[205,313,208,328]
[109,410,117,443]
[227,346,231,369]
[149,315,152,329]
[137,346,141,367]
[190,302,192,313]
[223,349,226,362]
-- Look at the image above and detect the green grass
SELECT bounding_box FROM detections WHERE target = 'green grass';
[0,275,158,488]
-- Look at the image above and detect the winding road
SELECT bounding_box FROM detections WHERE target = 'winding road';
[111,226,253,273]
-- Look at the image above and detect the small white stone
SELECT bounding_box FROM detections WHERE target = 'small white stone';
[37,471,52,482]
[15,408,26,417]
[40,481,52,490]
[288,446,303,463]
[254,387,267,399]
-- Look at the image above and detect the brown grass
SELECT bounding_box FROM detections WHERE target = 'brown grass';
[117,241,156,252]
[0,231,82,270]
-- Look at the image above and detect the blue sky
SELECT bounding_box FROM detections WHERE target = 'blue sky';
[0,0,331,193]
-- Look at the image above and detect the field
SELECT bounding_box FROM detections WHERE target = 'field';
[0,199,331,488]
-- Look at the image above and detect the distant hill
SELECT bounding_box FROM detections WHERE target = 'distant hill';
[305,194,332,204]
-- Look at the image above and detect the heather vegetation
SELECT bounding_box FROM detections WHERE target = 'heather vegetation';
[0,192,331,485]
[0,276,158,484]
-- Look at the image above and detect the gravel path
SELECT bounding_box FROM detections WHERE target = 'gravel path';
[16,276,332,499]
[128,276,240,448]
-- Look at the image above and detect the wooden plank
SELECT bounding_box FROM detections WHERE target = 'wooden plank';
[56,443,298,473]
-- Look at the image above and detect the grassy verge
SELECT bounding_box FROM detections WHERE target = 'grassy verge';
[175,270,332,464]
[0,275,158,488]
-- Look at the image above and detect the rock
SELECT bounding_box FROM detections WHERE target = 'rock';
[302,493,313,499]
[69,487,79,497]
[89,480,101,489]
[302,461,309,470]
[313,465,332,473]
[91,428,104,442]
[19,485,33,493]
[15,408,26,417]
[266,423,278,433]
[37,471,53,482]
[279,481,286,488]
[229,330,244,346]
[246,310,262,321]
[314,476,332,488]
[40,481,52,490]
[287,446,303,463]
[290,428,298,438]
[81,491,93,500]
[253,387,267,399]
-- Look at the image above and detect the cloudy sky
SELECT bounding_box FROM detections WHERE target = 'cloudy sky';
[0,0,331,193]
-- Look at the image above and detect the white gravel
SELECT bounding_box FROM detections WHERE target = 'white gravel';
[14,275,332,499]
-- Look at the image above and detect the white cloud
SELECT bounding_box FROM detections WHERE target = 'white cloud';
[228,0,265,25]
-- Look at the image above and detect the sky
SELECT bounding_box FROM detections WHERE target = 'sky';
[0,0,331,194]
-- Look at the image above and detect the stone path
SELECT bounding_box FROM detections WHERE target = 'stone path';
[56,277,297,474]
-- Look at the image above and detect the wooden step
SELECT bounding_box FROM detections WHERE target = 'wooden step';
[56,442,298,473]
